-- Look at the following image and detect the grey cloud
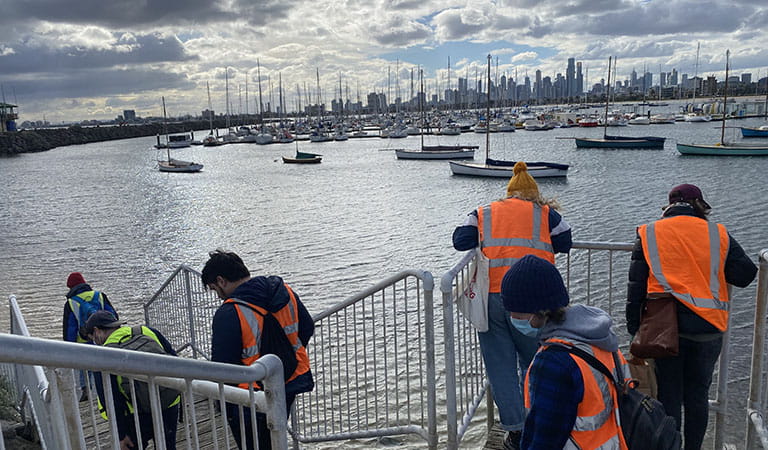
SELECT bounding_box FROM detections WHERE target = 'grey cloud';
[433,9,487,41]
[369,16,433,47]
[562,2,752,36]
[10,68,195,101]
[0,0,300,29]
[0,32,196,76]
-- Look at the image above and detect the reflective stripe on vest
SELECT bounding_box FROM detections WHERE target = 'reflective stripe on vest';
[225,284,311,389]
[525,339,628,450]
[639,216,730,331]
[478,198,554,293]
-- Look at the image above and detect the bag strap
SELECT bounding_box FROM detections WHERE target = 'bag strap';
[546,345,623,393]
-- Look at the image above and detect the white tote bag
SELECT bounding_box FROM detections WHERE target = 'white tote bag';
[457,247,490,332]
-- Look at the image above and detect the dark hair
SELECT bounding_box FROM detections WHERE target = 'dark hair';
[539,307,567,325]
[691,199,710,220]
[201,250,251,285]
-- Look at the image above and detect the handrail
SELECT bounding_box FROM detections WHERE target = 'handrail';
[746,249,768,449]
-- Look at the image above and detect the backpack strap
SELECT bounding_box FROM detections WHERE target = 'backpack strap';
[546,345,623,393]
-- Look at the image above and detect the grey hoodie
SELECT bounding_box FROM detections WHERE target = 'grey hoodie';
[538,304,619,352]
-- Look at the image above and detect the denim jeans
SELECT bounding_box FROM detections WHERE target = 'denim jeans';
[655,335,723,450]
[478,293,539,431]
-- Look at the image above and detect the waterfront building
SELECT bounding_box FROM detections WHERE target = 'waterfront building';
[0,102,18,132]
[742,73,752,84]
[123,110,136,122]
[576,62,583,95]
[566,58,575,97]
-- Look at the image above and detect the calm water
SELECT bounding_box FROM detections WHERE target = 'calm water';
[2,103,768,444]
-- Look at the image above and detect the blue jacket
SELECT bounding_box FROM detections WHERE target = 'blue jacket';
[63,283,118,342]
[211,276,314,396]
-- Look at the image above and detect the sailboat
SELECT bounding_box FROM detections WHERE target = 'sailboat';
[202,81,224,147]
[449,55,568,178]
[740,85,768,137]
[684,43,712,122]
[677,50,768,156]
[395,68,477,160]
[157,97,204,172]
[574,57,665,149]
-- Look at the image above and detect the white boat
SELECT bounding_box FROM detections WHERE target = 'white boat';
[449,55,568,179]
[158,158,204,173]
[440,124,461,135]
[628,116,651,125]
[449,159,568,178]
[684,112,712,122]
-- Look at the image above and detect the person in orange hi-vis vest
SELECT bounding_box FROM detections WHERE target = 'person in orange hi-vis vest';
[453,162,572,449]
[502,254,630,450]
[202,250,314,450]
[627,184,756,450]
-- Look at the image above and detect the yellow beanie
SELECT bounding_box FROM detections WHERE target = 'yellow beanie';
[506,162,540,199]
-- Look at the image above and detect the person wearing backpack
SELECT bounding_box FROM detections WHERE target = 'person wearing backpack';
[201,250,314,450]
[501,255,631,450]
[63,271,119,401]
[84,310,181,450]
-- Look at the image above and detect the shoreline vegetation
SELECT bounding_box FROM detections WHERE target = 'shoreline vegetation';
[0,119,231,155]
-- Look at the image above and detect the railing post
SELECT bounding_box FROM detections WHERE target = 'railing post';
[442,287,459,450]
[422,273,438,450]
[183,267,199,359]
[713,285,733,450]
[259,354,288,450]
[746,250,768,449]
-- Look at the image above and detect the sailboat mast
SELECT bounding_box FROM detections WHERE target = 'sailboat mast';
[721,50,730,145]
[420,68,424,150]
[486,54,491,162]
[603,56,612,139]
[257,59,265,131]
[206,81,214,134]
[161,96,170,162]
[693,42,700,102]
[225,67,230,129]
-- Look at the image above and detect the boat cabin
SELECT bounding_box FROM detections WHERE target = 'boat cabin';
[0,102,18,132]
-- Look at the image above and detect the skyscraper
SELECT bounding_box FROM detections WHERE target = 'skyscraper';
[576,62,583,96]
[566,58,575,97]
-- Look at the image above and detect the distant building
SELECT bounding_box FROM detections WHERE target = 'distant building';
[123,109,136,122]
[0,102,18,132]
[202,109,215,120]
[741,73,752,84]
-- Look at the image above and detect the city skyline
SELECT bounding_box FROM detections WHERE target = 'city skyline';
[1,0,767,123]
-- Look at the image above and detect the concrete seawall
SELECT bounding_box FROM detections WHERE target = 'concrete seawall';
[0,120,229,155]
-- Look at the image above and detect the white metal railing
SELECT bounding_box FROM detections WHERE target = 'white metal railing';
[3,295,288,450]
[746,249,768,449]
[145,266,439,448]
[439,241,736,449]
[291,270,437,448]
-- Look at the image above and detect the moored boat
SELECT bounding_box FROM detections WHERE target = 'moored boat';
[740,126,768,138]
[575,135,665,149]
[449,159,569,178]
[158,158,204,172]
[283,150,322,164]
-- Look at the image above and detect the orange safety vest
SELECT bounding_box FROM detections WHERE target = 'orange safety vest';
[638,216,730,331]
[477,198,554,293]
[525,338,629,450]
[225,284,311,389]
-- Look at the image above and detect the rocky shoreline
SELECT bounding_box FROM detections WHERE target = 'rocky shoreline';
[0,120,231,155]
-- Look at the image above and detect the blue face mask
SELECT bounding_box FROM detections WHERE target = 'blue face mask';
[510,317,539,337]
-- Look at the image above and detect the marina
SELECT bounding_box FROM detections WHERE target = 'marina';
[2,108,768,448]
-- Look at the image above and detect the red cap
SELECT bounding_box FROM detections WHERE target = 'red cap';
[66,272,86,288]
[668,184,711,209]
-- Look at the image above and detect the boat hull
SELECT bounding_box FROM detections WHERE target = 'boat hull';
[740,127,768,138]
[449,161,568,178]
[158,161,203,172]
[575,137,665,149]
[395,149,475,160]
[282,156,322,164]
[676,143,768,156]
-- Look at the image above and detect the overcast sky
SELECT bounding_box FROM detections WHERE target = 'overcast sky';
[1,0,766,123]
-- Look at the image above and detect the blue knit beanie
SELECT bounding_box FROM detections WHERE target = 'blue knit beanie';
[501,255,569,313]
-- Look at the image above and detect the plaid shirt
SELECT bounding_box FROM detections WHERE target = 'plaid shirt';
[521,349,584,449]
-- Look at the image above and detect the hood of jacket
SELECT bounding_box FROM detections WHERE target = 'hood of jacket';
[228,276,291,313]
[539,304,619,352]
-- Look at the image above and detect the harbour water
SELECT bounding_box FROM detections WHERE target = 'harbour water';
[2,101,768,445]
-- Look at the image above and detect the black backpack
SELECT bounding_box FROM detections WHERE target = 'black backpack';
[547,345,681,450]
